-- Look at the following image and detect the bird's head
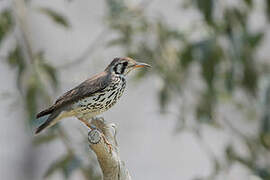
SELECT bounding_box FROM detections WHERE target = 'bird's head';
[105,57,151,76]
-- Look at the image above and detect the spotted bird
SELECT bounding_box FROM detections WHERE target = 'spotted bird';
[35,57,151,134]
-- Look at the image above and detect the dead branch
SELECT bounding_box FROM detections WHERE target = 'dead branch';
[88,117,131,180]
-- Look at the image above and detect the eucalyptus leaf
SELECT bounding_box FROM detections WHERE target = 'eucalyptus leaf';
[39,8,70,28]
[225,68,234,92]
[44,154,72,178]
[42,62,58,89]
[266,0,270,22]
[0,10,13,43]
[33,133,57,146]
[255,168,270,179]
[247,32,264,49]
[244,0,253,7]
[107,37,126,47]
[195,0,213,25]
[7,45,25,89]
[44,154,81,179]
[242,61,257,96]
[196,91,215,123]
[26,77,38,121]
[179,44,193,68]
[158,85,170,113]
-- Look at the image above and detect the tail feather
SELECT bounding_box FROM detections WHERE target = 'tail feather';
[35,110,61,134]
[36,106,55,118]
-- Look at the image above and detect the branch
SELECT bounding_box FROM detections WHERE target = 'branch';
[88,117,131,180]
[14,0,35,64]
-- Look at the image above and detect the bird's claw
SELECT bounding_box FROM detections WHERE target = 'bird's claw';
[78,117,95,129]
[89,124,97,130]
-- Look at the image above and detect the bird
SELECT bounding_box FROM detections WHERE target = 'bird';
[35,57,151,134]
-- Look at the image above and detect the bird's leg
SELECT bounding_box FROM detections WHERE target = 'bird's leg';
[78,117,113,154]
[78,117,95,129]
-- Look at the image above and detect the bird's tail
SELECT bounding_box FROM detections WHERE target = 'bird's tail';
[35,110,61,134]
[36,106,55,119]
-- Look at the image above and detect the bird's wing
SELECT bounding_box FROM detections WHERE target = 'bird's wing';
[55,71,111,108]
[36,71,111,118]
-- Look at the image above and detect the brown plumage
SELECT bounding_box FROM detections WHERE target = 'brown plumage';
[35,57,151,134]
[36,71,110,118]
[35,71,111,134]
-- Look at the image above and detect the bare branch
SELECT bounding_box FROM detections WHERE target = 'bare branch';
[88,117,131,180]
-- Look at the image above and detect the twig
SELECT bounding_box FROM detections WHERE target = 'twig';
[13,0,35,64]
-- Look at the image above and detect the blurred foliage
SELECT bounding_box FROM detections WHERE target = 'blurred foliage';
[7,45,25,89]
[39,8,70,28]
[44,153,81,179]
[1,2,96,180]
[33,132,58,146]
[103,0,270,179]
[2,0,270,179]
[0,10,12,42]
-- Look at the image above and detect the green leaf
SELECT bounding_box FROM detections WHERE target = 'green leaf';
[39,8,70,28]
[26,75,39,121]
[242,61,257,96]
[225,144,235,162]
[158,85,170,113]
[63,156,81,178]
[179,44,193,67]
[224,8,247,29]
[44,154,81,179]
[194,39,222,89]
[33,133,57,146]
[44,154,72,178]
[195,0,214,25]
[106,0,126,18]
[225,68,234,92]
[156,21,182,44]
[247,32,264,49]
[196,90,215,123]
[42,62,58,89]
[7,45,25,67]
[0,10,13,43]
[7,45,25,90]
[266,0,270,22]
[255,168,270,179]
[260,118,270,149]
[244,0,253,7]
[107,37,126,47]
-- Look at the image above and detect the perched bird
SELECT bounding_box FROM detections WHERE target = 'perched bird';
[35,57,151,134]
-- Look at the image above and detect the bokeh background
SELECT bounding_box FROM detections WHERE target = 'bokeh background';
[1,0,270,179]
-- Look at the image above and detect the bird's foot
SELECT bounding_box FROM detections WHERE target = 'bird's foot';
[91,116,104,122]
[78,117,95,129]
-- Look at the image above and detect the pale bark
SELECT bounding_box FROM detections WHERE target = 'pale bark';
[88,117,131,180]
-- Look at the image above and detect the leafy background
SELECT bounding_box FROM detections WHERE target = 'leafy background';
[1,0,270,179]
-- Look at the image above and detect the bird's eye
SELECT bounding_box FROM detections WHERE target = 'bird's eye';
[121,62,128,74]
[113,61,128,74]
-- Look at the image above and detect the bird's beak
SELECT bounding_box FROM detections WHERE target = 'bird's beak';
[134,62,152,68]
